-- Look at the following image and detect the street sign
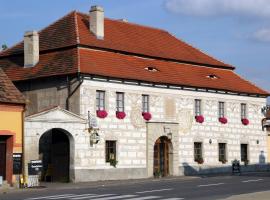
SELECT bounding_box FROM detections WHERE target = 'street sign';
[13,153,23,174]
[28,160,43,175]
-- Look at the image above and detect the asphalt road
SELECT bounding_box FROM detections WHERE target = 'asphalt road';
[1,173,270,200]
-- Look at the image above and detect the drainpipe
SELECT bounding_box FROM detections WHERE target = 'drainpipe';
[66,73,83,111]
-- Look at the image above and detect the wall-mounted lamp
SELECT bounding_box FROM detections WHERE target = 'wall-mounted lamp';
[209,139,212,144]
[164,127,172,140]
[89,128,100,145]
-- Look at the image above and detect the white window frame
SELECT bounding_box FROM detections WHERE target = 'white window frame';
[142,94,149,113]
[96,90,105,110]
[116,92,125,112]
[195,99,202,116]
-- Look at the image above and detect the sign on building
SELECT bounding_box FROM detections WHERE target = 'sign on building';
[28,160,43,175]
[13,153,23,174]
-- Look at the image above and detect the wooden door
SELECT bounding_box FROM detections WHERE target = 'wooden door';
[0,141,6,180]
[153,137,170,177]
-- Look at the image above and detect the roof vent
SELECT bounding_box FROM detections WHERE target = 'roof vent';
[206,74,219,79]
[119,19,128,22]
[145,66,158,72]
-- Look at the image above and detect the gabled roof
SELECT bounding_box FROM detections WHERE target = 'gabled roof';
[26,106,87,123]
[0,10,268,96]
[0,68,25,105]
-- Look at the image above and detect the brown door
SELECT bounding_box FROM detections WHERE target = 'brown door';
[0,140,6,180]
[154,137,170,177]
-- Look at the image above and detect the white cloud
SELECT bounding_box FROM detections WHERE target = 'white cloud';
[165,0,270,18]
[253,28,270,42]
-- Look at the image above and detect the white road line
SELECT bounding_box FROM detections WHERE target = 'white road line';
[46,194,96,199]
[136,188,173,194]
[242,179,263,183]
[198,183,225,187]
[127,196,160,200]
[163,198,184,200]
[70,194,115,199]
[89,194,137,200]
[26,194,75,200]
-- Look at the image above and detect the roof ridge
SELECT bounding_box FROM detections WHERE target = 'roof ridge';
[166,31,234,70]
[76,11,167,33]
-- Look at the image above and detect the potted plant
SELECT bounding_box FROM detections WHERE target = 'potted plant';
[219,117,228,124]
[154,170,162,178]
[142,112,152,121]
[195,157,204,164]
[108,158,118,168]
[195,115,204,123]
[241,118,249,126]
[96,110,108,118]
[116,111,126,119]
[244,159,249,166]
[220,159,227,164]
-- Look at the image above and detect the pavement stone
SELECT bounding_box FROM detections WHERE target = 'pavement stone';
[223,191,270,200]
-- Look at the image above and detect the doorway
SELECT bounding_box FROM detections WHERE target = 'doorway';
[153,136,172,177]
[39,129,70,182]
[0,138,6,180]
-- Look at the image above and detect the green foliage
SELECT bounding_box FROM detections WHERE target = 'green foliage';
[109,158,118,168]
[1,44,8,50]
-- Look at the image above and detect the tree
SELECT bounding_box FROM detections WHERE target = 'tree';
[1,44,8,51]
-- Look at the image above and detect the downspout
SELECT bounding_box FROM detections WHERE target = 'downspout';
[66,73,83,111]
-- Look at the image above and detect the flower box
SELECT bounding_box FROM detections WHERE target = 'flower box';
[116,111,126,119]
[96,110,108,118]
[195,158,204,164]
[241,118,249,126]
[219,117,228,124]
[195,115,204,123]
[142,112,152,121]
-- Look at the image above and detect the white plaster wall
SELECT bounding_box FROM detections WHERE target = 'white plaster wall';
[80,80,267,171]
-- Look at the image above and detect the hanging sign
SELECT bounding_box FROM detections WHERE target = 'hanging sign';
[13,153,23,174]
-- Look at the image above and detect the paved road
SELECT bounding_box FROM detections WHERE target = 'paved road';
[1,173,270,200]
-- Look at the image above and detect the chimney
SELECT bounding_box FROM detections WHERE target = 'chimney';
[89,5,104,39]
[24,31,39,67]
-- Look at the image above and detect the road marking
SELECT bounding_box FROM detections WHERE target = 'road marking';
[70,194,115,199]
[88,194,137,200]
[242,179,263,183]
[47,194,96,199]
[163,198,184,200]
[127,196,160,200]
[26,194,75,200]
[198,183,225,187]
[136,188,173,194]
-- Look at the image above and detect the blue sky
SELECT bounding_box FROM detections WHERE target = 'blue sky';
[1,0,269,102]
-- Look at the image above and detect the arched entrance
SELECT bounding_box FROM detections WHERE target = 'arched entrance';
[153,136,172,177]
[39,128,71,182]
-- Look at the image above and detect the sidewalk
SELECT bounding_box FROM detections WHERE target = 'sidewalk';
[223,191,270,200]
[0,175,198,193]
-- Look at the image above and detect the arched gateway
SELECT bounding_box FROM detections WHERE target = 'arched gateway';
[39,128,71,182]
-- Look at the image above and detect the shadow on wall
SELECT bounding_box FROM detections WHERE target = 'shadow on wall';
[182,162,270,176]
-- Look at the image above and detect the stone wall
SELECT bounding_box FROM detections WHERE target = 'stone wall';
[80,79,268,176]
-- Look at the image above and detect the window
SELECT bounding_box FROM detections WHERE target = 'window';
[116,92,124,112]
[241,144,248,162]
[194,142,203,161]
[195,99,202,116]
[96,90,105,110]
[142,94,149,113]
[218,102,225,118]
[105,141,116,162]
[218,143,227,162]
[241,103,247,119]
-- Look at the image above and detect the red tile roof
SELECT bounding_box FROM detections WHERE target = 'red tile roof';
[0,11,268,96]
[0,68,25,104]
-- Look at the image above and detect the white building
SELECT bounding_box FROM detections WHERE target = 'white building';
[0,6,269,182]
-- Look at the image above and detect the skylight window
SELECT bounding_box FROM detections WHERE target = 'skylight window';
[206,74,219,79]
[145,66,158,72]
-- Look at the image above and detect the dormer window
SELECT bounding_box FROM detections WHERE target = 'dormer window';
[145,66,158,72]
[207,74,219,79]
